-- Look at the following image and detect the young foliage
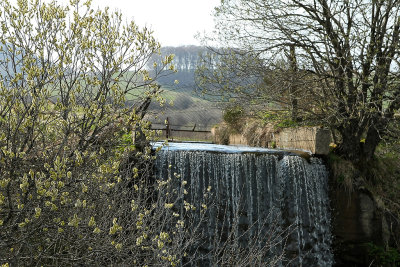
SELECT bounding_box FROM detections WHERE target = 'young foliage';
[0,0,177,265]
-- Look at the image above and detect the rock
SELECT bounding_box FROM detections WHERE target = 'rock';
[330,187,392,266]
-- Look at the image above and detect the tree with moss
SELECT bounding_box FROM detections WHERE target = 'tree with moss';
[197,0,400,164]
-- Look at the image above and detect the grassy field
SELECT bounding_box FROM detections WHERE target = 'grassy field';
[146,85,222,131]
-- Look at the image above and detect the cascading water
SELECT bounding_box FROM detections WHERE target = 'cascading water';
[154,142,333,266]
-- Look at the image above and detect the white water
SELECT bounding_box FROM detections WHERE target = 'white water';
[154,142,333,266]
[152,141,311,154]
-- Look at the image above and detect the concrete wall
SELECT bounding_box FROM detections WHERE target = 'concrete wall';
[229,134,248,145]
[218,126,331,155]
[275,127,331,155]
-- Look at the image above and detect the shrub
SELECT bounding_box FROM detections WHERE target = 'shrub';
[223,105,244,128]
[0,0,175,265]
[367,243,400,266]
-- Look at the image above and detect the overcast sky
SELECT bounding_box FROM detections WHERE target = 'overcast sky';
[90,0,220,46]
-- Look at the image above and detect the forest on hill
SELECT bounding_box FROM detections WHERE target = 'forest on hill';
[146,45,222,131]
[148,45,207,90]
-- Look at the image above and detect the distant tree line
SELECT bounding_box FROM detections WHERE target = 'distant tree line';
[149,45,208,90]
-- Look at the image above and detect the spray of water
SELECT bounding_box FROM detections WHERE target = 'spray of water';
[155,144,333,266]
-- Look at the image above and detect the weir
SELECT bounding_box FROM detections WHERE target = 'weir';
[154,142,333,266]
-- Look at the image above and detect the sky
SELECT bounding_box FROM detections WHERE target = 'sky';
[90,0,220,47]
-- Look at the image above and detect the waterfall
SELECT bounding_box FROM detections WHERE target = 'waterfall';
[154,143,333,266]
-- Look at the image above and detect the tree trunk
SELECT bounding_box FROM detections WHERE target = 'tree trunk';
[337,121,363,163]
[289,45,299,122]
[363,125,382,162]
[337,134,362,162]
[338,121,382,166]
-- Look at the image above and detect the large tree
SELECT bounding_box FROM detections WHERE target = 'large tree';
[198,0,400,163]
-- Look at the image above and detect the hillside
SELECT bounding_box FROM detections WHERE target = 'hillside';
[146,85,222,131]
[144,46,223,131]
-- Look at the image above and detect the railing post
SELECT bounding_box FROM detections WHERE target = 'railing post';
[165,117,170,139]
